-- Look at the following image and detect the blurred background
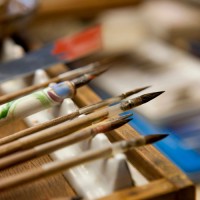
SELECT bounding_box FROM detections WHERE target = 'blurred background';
[1,0,200,198]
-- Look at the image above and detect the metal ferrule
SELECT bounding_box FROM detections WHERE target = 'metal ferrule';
[120,98,141,111]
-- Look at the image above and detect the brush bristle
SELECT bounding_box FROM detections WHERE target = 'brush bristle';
[110,113,133,129]
[140,91,165,104]
[145,134,168,144]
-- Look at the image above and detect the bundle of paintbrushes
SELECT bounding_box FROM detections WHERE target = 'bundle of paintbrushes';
[0,133,167,191]
[0,89,164,157]
[0,56,170,200]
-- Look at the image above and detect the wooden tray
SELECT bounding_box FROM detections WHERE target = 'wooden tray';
[0,64,195,200]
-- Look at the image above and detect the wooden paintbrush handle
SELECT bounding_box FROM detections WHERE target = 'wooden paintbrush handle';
[0,148,36,169]
[0,76,60,104]
[0,147,112,191]
[0,111,79,145]
[0,109,109,157]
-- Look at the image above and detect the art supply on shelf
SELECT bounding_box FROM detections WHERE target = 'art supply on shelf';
[8,69,145,199]
[0,11,197,199]
[0,91,163,157]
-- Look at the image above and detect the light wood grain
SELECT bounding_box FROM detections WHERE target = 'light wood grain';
[99,179,176,200]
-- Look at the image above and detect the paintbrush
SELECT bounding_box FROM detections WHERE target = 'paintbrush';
[0,55,116,104]
[0,86,148,145]
[0,134,168,191]
[0,69,105,127]
[0,114,132,169]
[0,91,163,157]
[80,85,150,113]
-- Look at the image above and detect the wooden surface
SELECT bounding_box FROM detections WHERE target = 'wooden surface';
[99,179,175,200]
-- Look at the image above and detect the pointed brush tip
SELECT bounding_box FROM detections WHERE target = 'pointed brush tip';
[111,114,133,129]
[73,68,107,87]
[139,85,151,90]
[136,85,152,92]
[85,69,106,80]
[116,117,132,127]
[157,91,165,95]
[124,86,151,98]
[124,117,133,123]
[145,134,169,144]
[150,91,165,96]
[121,113,133,119]
[144,85,151,89]
[116,116,133,124]
[141,91,165,103]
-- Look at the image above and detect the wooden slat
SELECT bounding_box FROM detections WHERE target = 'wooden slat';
[98,179,176,200]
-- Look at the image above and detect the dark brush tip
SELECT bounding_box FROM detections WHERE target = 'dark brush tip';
[92,67,109,76]
[72,68,107,88]
[123,86,151,98]
[71,196,83,200]
[141,91,165,104]
[111,114,133,129]
[123,117,133,124]
[71,74,91,88]
[145,134,168,144]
